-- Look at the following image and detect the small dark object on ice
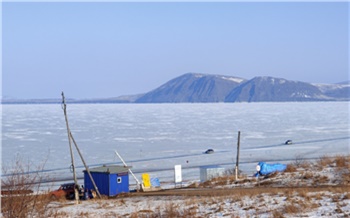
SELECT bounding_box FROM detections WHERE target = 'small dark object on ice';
[285,140,293,145]
[205,149,214,154]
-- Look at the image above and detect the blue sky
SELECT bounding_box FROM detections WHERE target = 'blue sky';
[2,2,349,99]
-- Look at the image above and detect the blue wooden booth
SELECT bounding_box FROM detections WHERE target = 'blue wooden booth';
[84,165,131,197]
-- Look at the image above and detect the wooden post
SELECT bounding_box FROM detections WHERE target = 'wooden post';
[70,132,101,199]
[61,92,79,204]
[235,131,241,180]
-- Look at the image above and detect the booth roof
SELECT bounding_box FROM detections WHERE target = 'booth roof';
[84,165,131,174]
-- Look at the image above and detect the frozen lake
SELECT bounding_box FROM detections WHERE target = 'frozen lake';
[2,102,349,187]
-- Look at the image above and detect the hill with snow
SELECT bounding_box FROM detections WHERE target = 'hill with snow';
[225,76,329,102]
[135,73,246,103]
[135,73,349,103]
[2,73,349,103]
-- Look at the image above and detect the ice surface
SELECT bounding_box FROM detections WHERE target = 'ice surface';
[2,102,349,187]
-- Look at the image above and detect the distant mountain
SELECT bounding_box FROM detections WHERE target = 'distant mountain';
[136,75,349,103]
[135,73,245,103]
[313,81,350,100]
[1,98,62,104]
[2,73,349,104]
[1,94,142,104]
[337,81,350,85]
[225,76,332,102]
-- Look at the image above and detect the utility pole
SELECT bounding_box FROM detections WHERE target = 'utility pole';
[70,132,101,199]
[235,131,241,180]
[61,92,80,204]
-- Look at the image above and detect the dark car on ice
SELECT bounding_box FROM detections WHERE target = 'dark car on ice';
[204,149,214,154]
[285,140,293,145]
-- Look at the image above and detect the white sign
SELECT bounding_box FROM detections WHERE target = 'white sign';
[174,165,182,183]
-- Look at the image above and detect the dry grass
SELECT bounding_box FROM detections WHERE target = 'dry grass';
[334,155,349,168]
[301,172,313,180]
[232,178,253,185]
[200,174,249,188]
[77,211,90,217]
[163,202,180,217]
[334,207,344,214]
[282,203,300,214]
[313,192,324,200]
[265,171,279,179]
[119,198,126,205]
[316,155,333,169]
[284,164,297,173]
[341,173,350,184]
[298,160,312,169]
[311,175,330,186]
[293,154,308,168]
[331,195,341,203]
[1,155,54,218]
[48,211,68,218]
[97,202,115,210]
[271,210,285,218]
[138,209,154,213]
[296,189,309,199]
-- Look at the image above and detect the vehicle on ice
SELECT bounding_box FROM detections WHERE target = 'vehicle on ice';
[285,140,293,145]
[204,149,214,154]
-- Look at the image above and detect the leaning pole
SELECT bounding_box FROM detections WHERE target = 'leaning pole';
[61,92,80,203]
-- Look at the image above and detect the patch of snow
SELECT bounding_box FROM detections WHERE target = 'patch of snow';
[313,83,350,92]
[221,76,244,83]
[194,74,204,78]
[290,92,312,98]
[279,79,286,84]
